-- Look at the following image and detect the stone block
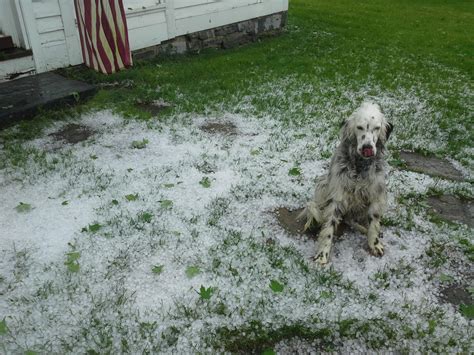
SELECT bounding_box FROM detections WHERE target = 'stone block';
[171,37,188,54]
[202,37,223,49]
[198,30,215,40]
[222,32,250,49]
[215,23,238,37]
[188,38,202,52]
[237,20,258,34]
[281,11,288,27]
[133,48,157,61]
[271,13,282,29]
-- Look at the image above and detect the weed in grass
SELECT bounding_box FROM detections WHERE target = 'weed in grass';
[199,176,211,188]
[139,212,154,223]
[288,167,301,176]
[269,280,284,293]
[160,200,173,209]
[152,265,164,275]
[131,139,149,149]
[250,148,261,156]
[459,304,474,320]
[65,251,80,273]
[14,202,32,213]
[186,266,201,278]
[82,223,102,233]
[198,286,214,300]
[125,193,139,201]
[0,318,7,335]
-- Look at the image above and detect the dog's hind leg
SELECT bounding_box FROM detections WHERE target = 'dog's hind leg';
[299,201,321,231]
[351,222,368,235]
[314,203,343,265]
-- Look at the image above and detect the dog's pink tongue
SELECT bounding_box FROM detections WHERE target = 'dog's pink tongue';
[362,148,374,157]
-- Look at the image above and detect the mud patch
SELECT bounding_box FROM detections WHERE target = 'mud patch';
[276,208,309,236]
[399,151,464,181]
[136,99,172,115]
[275,207,348,238]
[440,285,473,306]
[427,195,473,227]
[50,124,94,144]
[200,121,237,136]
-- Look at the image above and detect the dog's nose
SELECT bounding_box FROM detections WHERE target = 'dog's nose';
[361,144,374,157]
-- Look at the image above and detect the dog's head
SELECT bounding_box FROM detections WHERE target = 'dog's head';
[341,102,393,158]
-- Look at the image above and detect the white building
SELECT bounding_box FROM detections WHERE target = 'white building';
[0,0,288,81]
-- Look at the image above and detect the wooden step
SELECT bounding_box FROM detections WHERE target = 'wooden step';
[0,35,14,50]
[0,47,33,62]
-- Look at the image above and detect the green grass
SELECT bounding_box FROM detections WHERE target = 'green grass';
[50,0,474,161]
[1,0,472,168]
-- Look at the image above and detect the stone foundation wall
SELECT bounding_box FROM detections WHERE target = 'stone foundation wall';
[132,11,287,61]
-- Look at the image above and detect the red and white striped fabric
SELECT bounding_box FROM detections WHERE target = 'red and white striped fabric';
[74,0,133,74]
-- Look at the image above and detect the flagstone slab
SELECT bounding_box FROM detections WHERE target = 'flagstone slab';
[427,194,473,228]
[399,151,464,181]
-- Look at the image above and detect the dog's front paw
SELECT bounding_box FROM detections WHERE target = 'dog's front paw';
[369,241,384,257]
[313,252,329,265]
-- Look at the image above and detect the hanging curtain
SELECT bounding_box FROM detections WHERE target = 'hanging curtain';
[74,0,132,74]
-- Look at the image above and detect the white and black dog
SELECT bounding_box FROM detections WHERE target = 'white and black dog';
[301,102,393,265]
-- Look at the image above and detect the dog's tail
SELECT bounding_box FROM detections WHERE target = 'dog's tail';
[298,201,322,231]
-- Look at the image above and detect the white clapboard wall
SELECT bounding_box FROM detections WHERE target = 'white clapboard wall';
[4,0,288,75]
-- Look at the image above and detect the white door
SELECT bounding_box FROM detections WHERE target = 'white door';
[18,0,83,72]
[58,0,83,66]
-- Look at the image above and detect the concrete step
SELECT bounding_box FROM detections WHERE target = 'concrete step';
[0,72,96,128]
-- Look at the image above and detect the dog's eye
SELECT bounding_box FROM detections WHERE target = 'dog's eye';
[374,127,381,131]
[356,126,364,130]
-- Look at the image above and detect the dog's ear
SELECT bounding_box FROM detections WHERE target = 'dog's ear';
[385,122,394,141]
[340,119,353,143]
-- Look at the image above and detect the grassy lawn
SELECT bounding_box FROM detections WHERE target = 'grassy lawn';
[1,0,473,353]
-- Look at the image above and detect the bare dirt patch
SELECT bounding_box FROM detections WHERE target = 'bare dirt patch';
[275,207,346,238]
[399,151,464,181]
[50,123,94,144]
[440,285,473,306]
[200,121,237,135]
[427,194,473,227]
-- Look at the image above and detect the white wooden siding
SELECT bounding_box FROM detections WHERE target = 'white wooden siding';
[127,6,169,51]
[127,0,288,51]
[2,0,287,76]
[174,0,282,37]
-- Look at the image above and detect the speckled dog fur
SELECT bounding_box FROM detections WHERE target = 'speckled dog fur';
[302,102,394,265]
